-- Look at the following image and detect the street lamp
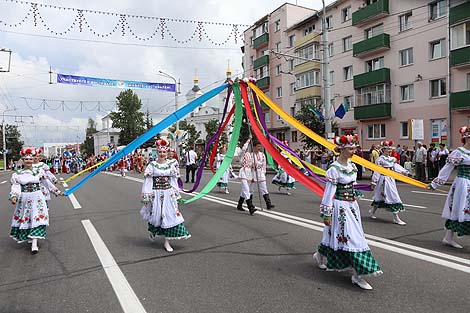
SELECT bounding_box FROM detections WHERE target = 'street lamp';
[158,70,181,157]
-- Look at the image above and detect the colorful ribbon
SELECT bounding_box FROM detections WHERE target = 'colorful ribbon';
[64,84,228,196]
[64,160,106,183]
[249,82,427,189]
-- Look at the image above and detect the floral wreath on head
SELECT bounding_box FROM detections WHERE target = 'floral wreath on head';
[155,139,169,152]
[20,147,37,158]
[36,147,44,155]
[459,126,470,139]
[380,140,394,150]
[333,134,359,148]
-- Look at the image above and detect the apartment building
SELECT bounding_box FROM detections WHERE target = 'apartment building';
[242,3,314,150]
[245,0,470,150]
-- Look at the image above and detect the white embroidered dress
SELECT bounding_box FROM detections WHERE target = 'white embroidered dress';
[371,156,409,212]
[33,161,58,201]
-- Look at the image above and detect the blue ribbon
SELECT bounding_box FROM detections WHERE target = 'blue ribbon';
[64,84,228,196]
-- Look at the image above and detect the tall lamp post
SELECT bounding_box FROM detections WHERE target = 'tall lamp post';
[158,70,181,157]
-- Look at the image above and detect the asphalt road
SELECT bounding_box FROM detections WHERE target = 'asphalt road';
[0,169,469,313]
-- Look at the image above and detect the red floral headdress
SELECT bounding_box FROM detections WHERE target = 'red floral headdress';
[333,134,359,148]
[380,140,395,150]
[155,139,169,152]
[459,126,470,139]
[20,147,37,158]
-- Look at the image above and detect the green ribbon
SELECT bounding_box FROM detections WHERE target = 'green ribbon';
[182,82,242,204]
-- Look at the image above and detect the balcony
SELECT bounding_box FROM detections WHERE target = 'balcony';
[352,0,389,26]
[353,33,390,57]
[253,55,269,69]
[253,33,269,49]
[257,76,270,89]
[450,2,470,25]
[450,46,470,68]
[353,68,390,89]
[354,103,391,120]
[294,32,320,49]
[450,90,470,110]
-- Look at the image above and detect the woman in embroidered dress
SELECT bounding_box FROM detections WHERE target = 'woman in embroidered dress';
[428,126,470,249]
[9,147,62,254]
[272,151,296,195]
[140,140,190,253]
[216,145,234,194]
[369,140,409,225]
[33,148,58,205]
[313,134,382,290]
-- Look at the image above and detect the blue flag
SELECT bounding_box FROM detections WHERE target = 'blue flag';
[335,103,346,119]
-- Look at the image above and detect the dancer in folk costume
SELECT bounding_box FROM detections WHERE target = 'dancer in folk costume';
[216,145,236,194]
[140,140,190,253]
[272,149,296,195]
[237,135,275,215]
[53,155,60,173]
[33,148,58,205]
[313,134,382,290]
[369,140,409,225]
[9,148,62,254]
[118,156,127,177]
[428,126,470,249]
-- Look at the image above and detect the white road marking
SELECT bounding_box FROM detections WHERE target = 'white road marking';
[0,180,7,184]
[107,173,470,273]
[60,180,82,209]
[360,198,427,209]
[82,220,147,313]
[412,190,448,196]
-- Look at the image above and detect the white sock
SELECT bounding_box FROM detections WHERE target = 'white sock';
[444,230,454,241]
[164,239,173,251]
[31,239,38,251]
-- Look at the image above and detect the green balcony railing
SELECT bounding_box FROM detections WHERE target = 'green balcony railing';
[253,33,269,49]
[352,0,389,26]
[257,76,270,89]
[253,55,269,69]
[353,33,390,57]
[353,68,390,89]
[450,2,470,25]
[450,46,470,68]
[354,102,391,120]
[450,90,470,110]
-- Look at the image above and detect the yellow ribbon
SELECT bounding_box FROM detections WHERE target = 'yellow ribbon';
[278,146,326,176]
[64,160,106,183]
[249,82,427,189]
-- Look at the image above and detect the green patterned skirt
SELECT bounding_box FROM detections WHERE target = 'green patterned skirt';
[148,223,191,240]
[445,219,470,237]
[317,244,382,277]
[217,182,228,188]
[10,225,47,243]
[371,200,405,213]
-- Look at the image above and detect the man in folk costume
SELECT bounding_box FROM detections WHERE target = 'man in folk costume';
[369,140,409,225]
[428,126,470,248]
[313,134,382,290]
[237,135,275,215]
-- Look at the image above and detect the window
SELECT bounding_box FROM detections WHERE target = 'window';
[365,24,383,39]
[288,34,296,47]
[399,12,412,32]
[296,70,320,89]
[325,16,332,29]
[294,44,320,65]
[343,36,352,52]
[429,0,446,21]
[400,121,409,138]
[288,59,294,71]
[343,65,353,81]
[329,71,334,85]
[367,123,386,139]
[400,84,414,101]
[328,43,334,57]
[467,73,470,90]
[292,131,298,142]
[276,87,282,98]
[290,82,296,95]
[343,95,354,109]
[356,84,390,106]
[430,39,446,59]
[275,42,281,52]
[430,78,446,97]
[342,6,351,22]
[274,20,281,32]
[110,135,115,143]
[255,65,269,79]
[275,64,281,76]
[253,22,268,38]
[304,25,315,36]
[264,112,270,122]
[366,57,384,72]
[451,21,470,50]
[399,48,414,66]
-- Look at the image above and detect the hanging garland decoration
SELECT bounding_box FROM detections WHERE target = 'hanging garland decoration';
[0,0,248,45]
[21,97,118,112]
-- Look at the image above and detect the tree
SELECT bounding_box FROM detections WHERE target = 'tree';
[142,109,155,148]
[110,89,145,146]
[204,119,228,143]
[81,118,97,156]
[169,120,200,149]
[294,104,325,150]
[1,124,23,162]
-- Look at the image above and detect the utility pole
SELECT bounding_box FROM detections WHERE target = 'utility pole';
[321,0,332,139]
[158,70,180,157]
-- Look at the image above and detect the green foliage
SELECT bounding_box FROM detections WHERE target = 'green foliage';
[81,118,97,156]
[142,109,155,148]
[294,104,325,149]
[169,120,200,149]
[110,89,145,146]
[1,124,23,162]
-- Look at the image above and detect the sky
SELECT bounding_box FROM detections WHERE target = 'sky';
[0,0,333,146]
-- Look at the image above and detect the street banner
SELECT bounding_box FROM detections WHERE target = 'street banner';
[57,73,176,92]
